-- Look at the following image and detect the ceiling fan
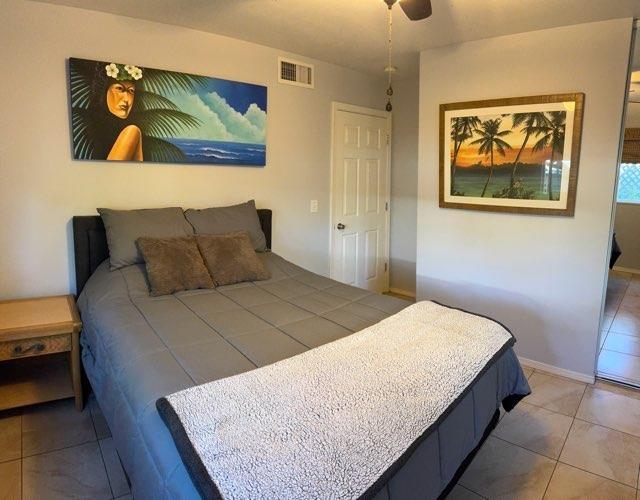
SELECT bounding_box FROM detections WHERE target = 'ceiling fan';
[383,0,432,21]
[381,0,432,111]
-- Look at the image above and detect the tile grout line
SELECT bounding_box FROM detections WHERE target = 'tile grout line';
[596,280,640,383]
[0,457,25,464]
[598,370,640,388]
[606,277,639,492]
[490,366,640,496]
[457,483,488,499]
[540,382,587,498]
[89,402,116,499]
[554,456,640,491]
[558,385,640,491]
[21,400,115,498]
[527,377,640,441]
[601,344,640,359]
[520,367,640,491]
[491,426,637,496]
[634,281,640,484]
[596,377,640,394]
[574,417,640,439]
[491,434,560,462]
[528,367,590,386]
[517,398,576,419]
[607,326,640,338]
[20,436,98,460]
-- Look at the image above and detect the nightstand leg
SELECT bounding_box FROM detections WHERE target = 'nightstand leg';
[71,331,83,411]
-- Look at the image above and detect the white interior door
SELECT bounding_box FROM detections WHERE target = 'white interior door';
[330,104,390,292]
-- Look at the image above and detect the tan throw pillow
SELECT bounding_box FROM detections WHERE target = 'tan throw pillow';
[137,236,214,296]
[196,231,271,286]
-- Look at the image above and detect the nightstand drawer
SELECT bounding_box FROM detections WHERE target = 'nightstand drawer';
[0,334,71,361]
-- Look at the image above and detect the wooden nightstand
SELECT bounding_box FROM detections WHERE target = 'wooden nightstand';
[0,295,83,411]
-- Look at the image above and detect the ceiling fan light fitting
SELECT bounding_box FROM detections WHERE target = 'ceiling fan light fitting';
[398,0,433,21]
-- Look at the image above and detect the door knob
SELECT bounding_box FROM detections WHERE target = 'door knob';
[336,223,346,230]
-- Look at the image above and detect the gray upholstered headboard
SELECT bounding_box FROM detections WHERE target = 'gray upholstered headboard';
[72,209,272,296]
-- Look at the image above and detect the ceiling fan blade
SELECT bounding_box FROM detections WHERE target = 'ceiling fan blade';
[398,0,432,20]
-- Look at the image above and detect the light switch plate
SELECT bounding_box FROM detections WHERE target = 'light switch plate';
[310,199,319,213]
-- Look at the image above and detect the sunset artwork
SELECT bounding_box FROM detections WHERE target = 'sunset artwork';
[440,94,584,216]
[68,57,267,166]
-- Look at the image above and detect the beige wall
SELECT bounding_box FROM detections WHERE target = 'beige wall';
[0,0,385,299]
[417,19,633,378]
[390,76,419,295]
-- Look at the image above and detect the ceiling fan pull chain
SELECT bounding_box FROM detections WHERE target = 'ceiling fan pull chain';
[381,0,431,111]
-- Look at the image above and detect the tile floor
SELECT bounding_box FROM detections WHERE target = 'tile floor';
[3,369,640,499]
[0,395,130,500]
[449,367,640,499]
[598,271,640,385]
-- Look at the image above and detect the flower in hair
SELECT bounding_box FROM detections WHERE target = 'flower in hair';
[105,63,119,79]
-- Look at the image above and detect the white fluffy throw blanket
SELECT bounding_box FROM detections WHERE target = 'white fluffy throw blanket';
[158,301,514,500]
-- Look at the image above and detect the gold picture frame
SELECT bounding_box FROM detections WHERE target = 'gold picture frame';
[439,93,584,216]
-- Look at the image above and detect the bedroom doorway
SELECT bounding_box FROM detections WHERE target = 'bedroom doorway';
[329,102,391,293]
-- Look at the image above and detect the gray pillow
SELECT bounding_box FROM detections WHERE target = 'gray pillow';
[98,207,194,270]
[137,236,214,296]
[196,232,271,286]
[184,200,267,252]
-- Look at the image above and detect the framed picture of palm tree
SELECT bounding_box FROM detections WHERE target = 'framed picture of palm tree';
[68,58,267,166]
[440,93,584,215]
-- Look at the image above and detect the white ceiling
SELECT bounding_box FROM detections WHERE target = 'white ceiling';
[34,0,640,78]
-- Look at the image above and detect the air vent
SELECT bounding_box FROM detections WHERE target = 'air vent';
[278,57,314,89]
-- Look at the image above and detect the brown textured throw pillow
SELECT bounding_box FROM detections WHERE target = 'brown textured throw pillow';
[137,236,214,296]
[196,231,271,286]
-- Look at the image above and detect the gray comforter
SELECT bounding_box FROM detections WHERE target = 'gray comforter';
[78,252,530,499]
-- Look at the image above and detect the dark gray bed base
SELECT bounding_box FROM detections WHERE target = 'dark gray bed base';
[72,209,272,295]
[437,408,499,500]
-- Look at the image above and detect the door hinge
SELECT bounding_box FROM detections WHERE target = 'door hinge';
[386,134,390,145]
[385,201,389,211]
[384,262,388,272]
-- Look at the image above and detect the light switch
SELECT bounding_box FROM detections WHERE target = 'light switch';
[310,200,319,213]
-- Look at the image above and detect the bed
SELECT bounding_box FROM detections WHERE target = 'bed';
[73,210,529,500]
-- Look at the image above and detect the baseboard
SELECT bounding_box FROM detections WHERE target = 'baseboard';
[388,287,416,299]
[517,356,595,384]
[613,265,640,276]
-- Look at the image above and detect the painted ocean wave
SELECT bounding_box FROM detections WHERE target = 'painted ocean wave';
[169,139,266,166]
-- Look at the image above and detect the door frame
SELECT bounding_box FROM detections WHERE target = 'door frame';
[329,101,392,291]
[594,22,638,382]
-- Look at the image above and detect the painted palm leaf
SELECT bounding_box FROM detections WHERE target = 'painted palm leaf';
[143,137,187,162]
[70,108,95,159]
[69,61,95,110]
[140,68,209,95]
[136,91,180,111]
[135,109,201,138]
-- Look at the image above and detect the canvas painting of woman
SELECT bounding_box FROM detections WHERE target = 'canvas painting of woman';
[68,58,267,166]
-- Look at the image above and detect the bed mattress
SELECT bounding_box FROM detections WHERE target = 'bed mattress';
[77,252,529,499]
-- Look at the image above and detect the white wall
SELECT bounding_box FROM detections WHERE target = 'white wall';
[0,0,385,299]
[390,76,419,295]
[417,19,633,378]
